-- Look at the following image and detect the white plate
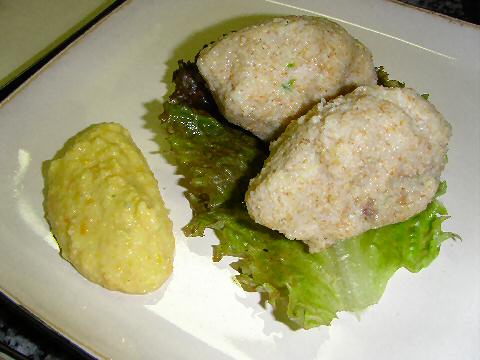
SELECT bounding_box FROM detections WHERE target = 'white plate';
[1,1,479,359]
[0,0,116,88]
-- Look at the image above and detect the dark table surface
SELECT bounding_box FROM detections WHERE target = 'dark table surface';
[0,1,478,360]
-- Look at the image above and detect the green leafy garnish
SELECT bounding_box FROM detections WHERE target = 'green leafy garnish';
[282,78,296,91]
[376,66,405,88]
[159,98,455,328]
[376,67,429,101]
[286,62,295,68]
[159,103,266,220]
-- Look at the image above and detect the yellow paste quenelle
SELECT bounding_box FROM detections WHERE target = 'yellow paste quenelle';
[44,123,174,294]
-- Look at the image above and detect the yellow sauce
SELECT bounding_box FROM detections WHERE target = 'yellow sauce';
[44,123,174,294]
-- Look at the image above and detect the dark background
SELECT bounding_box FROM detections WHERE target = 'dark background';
[401,0,479,24]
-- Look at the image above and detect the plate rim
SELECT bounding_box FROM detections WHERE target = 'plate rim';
[0,0,479,359]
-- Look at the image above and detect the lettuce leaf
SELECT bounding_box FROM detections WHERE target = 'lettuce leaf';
[159,100,456,329]
[376,66,405,88]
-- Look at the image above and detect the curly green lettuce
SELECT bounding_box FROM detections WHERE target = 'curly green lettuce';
[158,66,456,329]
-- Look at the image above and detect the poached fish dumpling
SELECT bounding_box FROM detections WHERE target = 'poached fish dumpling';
[197,16,377,140]
[246,86,451,252]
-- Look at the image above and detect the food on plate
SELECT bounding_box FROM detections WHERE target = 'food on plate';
[44,123,174,294]
[158,62,455,328]
[196,16,377,140]
[246,85,452,252]
[152,15,456,328]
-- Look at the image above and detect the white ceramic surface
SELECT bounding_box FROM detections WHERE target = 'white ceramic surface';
[0,1,479,359]
[0,0,115,88]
